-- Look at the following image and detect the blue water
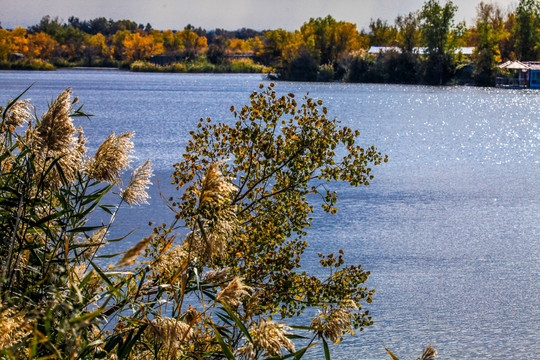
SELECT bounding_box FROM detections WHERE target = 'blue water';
[1,70,538,359]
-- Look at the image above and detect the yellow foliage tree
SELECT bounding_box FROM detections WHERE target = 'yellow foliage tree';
[0,29,14,60]
[27,32,57,59]
[175,29,207,54]
[228,38,248,54]
[10,27,29,55]
[122,32,164,61]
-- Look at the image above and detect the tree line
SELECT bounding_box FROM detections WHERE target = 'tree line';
[1,0,539,85]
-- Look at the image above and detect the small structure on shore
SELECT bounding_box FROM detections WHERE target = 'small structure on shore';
[496,61,540,89]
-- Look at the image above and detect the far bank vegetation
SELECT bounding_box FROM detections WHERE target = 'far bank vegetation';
[1,0,539,85]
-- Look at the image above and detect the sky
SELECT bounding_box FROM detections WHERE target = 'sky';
[0,0,518,31]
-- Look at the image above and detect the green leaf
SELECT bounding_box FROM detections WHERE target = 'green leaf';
[221,303,253,343]
[322,337,331,360]
[212,324,236,360]
[267,342,318,359]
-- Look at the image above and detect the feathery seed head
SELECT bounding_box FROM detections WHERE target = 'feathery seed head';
[185,208,237,263]
[3,99,32,131]
[421,344,437,360]
[88,131,134,183]
[0,303,29,349]
[310,301,357,343]
[153,244,189,280]
[36,87,76,153]
[117,235,152,267]
[74,127,87,160]
[146,316,192,357]
[121,159,153,206]
[196,160,237,207]
[202,267,230,283]
[216,277,252,307]
[237,318,294,359]
[83,227,107,259]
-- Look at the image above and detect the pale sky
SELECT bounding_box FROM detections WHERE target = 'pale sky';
[0,0,518,31]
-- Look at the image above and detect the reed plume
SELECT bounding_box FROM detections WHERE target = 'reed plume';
[310,300,357,343]
[202,267,230,283]
[153,244,189,280]
[196,160,237,207]
[216,277,252,307]
[421,344,437,360]
[186,207,237,263]
[145,316,192,359]
[0,303,28,350]
[121,159,153,206]
[236,318,295,359]
[35,88,76,154]
[87,131,133,183]
[117,235,152,267]
[2,99,32,132]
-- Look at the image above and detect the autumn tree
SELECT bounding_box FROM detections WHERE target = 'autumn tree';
[0,29,13,60]
[499,12,517,60]
[260,28,296,66]
[26,32,57,59]
[122,32,164,61]
[419,0,458,84]
[161,29,180,53]
[9,27,29,55]
[84,33,111,65]
[175,27,208,60]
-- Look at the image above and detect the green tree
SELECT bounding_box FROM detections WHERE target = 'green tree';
[514,0,540,60]
[472,2,503,85]
[499,12,517,60]
[395,12,421,53]
[419,0,458,84]
[300,16,362,66]
[28,15,63,36]
[260,28,296,67]
[369,18,398,46]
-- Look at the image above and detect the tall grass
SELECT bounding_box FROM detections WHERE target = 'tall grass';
[0,59,55,71]
[130,58,269,74]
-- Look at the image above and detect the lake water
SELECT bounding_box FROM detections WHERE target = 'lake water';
[1,70,538,359]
